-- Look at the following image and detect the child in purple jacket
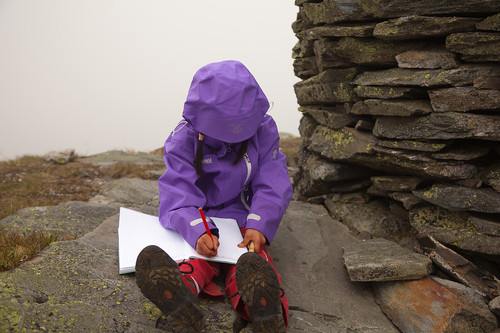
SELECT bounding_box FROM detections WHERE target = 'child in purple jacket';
[135,60,293,332]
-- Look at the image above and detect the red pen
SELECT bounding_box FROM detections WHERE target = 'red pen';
[198,207,214,241]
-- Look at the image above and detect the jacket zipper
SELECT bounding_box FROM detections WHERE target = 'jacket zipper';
[240,153,252,210]
[243,153,251,185]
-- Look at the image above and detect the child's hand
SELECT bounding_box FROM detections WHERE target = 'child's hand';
[238,228,266,254]
[196,234,219,257]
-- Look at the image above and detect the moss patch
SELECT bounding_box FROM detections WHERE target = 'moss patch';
[0,240,154,332]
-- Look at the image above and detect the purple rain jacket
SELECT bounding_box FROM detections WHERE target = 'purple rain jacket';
[158,61,293,249]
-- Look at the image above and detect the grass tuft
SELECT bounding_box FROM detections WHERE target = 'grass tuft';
[280,137,301,164]
[0,155,165,271]
[0,226,73,271]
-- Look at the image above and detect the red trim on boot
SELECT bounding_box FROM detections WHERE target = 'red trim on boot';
[181,275,198,295]
[181,259,225,299]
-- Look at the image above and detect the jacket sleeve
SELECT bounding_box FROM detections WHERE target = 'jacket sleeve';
[246,116,293,244]
[158,122,218,249]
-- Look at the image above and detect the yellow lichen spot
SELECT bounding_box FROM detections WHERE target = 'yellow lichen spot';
[422,190,438,199]
[143,302,162,320]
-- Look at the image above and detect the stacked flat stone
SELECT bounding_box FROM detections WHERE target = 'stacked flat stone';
[292,1,500,259]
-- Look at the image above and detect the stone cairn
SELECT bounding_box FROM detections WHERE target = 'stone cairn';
[292,0,500,330]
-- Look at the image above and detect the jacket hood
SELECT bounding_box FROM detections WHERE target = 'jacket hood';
[182,60,269,143]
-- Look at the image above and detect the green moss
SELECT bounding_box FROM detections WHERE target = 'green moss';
[422,189,438,200]
[371,176,394,183]
[143,302,163,321]
[412,206,478,232]
[448,32,499,46]
[0,240,143,331]
[332,82,356,103]
[378,24,399,36]
[0,299,25,331]
[324,127,355,159]
[355,86,408,99]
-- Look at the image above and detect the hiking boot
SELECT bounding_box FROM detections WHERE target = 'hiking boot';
[233,316,249,333]
[135,245,203,332]
[235,252,286,333]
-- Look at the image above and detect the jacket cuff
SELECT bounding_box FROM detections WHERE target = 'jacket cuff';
[245,197,283,245]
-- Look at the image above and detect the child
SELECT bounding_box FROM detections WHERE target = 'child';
[135,60,293,332]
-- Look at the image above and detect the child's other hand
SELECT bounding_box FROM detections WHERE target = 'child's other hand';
[196,234,219,257]
[238,228,266,253]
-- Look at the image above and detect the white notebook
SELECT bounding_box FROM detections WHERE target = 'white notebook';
[118,207,248,274]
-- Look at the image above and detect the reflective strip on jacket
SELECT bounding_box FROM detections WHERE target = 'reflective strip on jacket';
[158,115,293,249]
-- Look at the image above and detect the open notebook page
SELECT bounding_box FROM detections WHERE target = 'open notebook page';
[118,207,247,274]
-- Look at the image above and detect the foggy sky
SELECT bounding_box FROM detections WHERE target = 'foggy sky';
[0,0,300,160]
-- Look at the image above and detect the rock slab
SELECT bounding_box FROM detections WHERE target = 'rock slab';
[374,276,498,333]
[410,205,500,256]
[343,238,432,282]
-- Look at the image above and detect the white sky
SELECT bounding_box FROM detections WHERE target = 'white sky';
[0,0,300,160]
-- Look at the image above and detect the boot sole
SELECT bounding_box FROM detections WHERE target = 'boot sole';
[236,252,286,332]
[135,245,203,332]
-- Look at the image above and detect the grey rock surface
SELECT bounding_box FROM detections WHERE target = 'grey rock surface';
[350,99,433,117]
[351,66,500,88]
[342,238,433,282]
[0,201,118,236]
[299,0,500,25]
[373,15,480,41]
[388,192,424,210]
[353,147,479,180]
[431,143,490,161]
[80,150,164,166]
[301,105,358,130]
[44,148,76,164]
[0,151,398,332]
[376,139,448,152]
[413,184,500,213]
[354,85,427,99]
[491,296,500,316]
[410,205,500,256]
[300,0,371,25]
[299,24,376,39]
[395,49,460,69]
[303,154,369,185]
[446,32,500,62]
[325,198,416,248]
[359,0,500,18]
[308,126,376,160]
[272,201,399,332]
[477,13,500,32]
[369,176,422,193]
[428,86,500,112]
[101,178,159,208]
[373,112,500,141]
[293,152,371,198]
[315,38,425,67]
[483,161,500,192]
[294,68,359,105]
